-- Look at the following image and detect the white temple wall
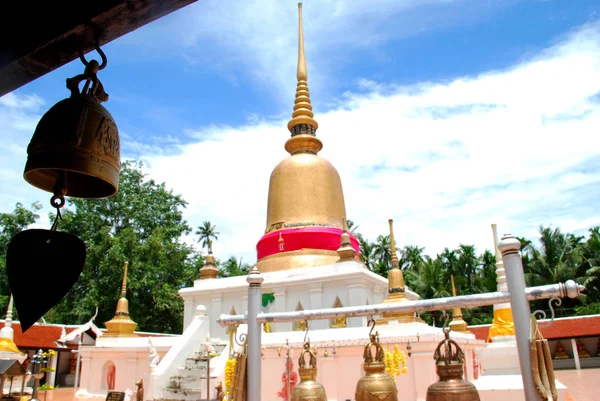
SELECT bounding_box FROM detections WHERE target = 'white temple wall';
[79,346,171,396]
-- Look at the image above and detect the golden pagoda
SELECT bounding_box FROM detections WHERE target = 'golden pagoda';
[0,295,24,358]
[104,261,138,337]
[255,2,359,273]
[448,275,470,333]
[377,219,421,324]
[199,240,219,279]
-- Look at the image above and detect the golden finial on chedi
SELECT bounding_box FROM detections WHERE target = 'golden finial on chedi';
[104,261,138,337]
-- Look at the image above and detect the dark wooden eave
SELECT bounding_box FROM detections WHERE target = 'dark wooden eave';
[0,0,197,98]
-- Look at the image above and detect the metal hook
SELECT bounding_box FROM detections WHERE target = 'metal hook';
[368,316,377,337]
[441,310,450,329]
[78,36,108,70]
[303,320,309,344]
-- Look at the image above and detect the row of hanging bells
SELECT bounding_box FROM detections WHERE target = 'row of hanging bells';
[291,319,480,401]
[7,40,121,331]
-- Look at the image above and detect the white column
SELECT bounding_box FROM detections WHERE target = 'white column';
[273,290,291,332]
[347,284,367,328]
[124,355,138,392]
[571,339,581,370]
[211,296,223,339]
[247,267,264,401]
[47,352,58,387]
[183,300,193,330]
[78,355,92,391]
[308,286,325,330]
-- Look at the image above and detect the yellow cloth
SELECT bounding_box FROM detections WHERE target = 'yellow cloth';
[488,308,515,342]
[0,337,22,354]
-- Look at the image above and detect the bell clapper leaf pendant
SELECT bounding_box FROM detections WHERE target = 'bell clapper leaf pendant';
[8,41,120,332]
[290,321,328,401]
[426,328,481,401]
[355,318,398,401]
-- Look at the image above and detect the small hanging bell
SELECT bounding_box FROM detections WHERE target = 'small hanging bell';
[24,44,121,199]
[355,320,398,401]
[426,328,481,401]
[291,329,327,401]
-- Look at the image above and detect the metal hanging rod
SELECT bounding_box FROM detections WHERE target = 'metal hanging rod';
[217,280,582,327]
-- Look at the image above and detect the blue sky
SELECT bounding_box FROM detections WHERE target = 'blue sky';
[2,0,600,264]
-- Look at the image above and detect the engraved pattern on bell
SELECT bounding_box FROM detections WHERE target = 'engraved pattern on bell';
[355,327,398,401]
[426,328,481,401]
[24,46,121,199]
[291,341,327,401]
[25,94,120,198]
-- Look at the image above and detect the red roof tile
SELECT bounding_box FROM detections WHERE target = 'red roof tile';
[469,314,600,342]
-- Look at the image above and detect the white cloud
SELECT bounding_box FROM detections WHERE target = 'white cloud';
[2,20,600,267]
[136,21,600,262]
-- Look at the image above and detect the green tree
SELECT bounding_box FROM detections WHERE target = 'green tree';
[196,221,219,252]
[372,235,392,277]
[219,257,250,278]
[401,245,425,271]
[0,202,42,313]
[44,161,198,333]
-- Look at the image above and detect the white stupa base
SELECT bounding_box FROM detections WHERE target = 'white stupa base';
[473,340,567,401]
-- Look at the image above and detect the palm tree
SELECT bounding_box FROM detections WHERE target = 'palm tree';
[219,257,250,278]
[479,250,497,293]
[359,238,375,271]
[372,235,392,271]
[402,245,425,271]
[580,227,600,303]
[526,226,582,286]
[195,221,219,252]
[404,256,450,300]
[457,244,479,292]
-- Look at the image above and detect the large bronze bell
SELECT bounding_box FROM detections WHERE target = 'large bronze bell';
[24,45,120,198]
[291,325,327,401]
[426,328,481,401]
[355,320,398,401]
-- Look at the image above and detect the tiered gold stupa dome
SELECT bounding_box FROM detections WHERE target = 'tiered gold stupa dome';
[256,3,359,272]
[104,261,138,337]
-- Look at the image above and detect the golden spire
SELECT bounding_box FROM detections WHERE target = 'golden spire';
[377,219,421,324]
[104,261,138,337]
[200,239,219,279]
[337,218,357,262]
[0,294,23,356]
[449,275,469,333]
[285,3,323,155]
[256,3,348,273]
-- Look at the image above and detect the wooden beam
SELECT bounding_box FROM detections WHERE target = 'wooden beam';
[0,0,197,97]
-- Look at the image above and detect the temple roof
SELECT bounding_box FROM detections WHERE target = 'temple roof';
[469,314,600,341]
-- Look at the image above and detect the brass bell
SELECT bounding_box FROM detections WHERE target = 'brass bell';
[426,328,481,401]
[291,325,327,401]
[355,320,398,401]
[24,45,120,199]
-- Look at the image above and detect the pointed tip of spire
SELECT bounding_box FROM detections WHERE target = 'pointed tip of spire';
[297,3,307,82]
[286,2,320,149]
[121,261,129,298]
[388,219,399,267]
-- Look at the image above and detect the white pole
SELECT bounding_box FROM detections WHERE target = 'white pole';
[74,335,82,388]
[498,234,539,401]
[570,339,581,370]
[217,281,582,326]
[246,266,263,401]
